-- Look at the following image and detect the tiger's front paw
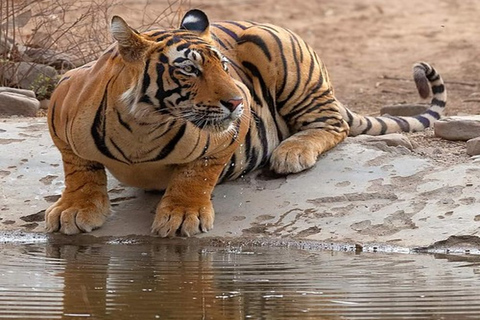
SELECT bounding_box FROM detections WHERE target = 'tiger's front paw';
[152,199,214,237]
[270,139,317,174]
[45,194,110,235]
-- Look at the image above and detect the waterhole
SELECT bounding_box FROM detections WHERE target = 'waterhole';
[1,234,480,319]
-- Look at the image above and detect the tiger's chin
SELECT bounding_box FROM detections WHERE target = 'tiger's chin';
[197,118,237,134]
[192,109,243,133]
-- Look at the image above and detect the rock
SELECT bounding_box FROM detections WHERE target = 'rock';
[0,87,36,98]
[0,92,40,117]
[24,31,53,49]
[2,62,58,92]
[434,116,480,141]
[39,99,50,110]
[347,133,414,150]
[22,47,76,71]
[380,104,429,117]
[0,36,13,55]
[467,137,480,156]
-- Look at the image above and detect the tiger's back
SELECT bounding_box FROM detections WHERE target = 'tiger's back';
[206,20,445,179]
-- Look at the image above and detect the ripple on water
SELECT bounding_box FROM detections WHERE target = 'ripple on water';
[1,240,480,319]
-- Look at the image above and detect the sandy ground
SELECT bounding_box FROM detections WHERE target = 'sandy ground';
[106,0,480,164]
[112,0,480,117]
[3,0,479,247]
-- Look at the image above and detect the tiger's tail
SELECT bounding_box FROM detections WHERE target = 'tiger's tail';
[343,62,446,136]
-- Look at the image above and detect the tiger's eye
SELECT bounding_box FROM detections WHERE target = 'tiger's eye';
[183,65,194,73]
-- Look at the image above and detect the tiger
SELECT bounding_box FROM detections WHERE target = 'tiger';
[45,9,446,237]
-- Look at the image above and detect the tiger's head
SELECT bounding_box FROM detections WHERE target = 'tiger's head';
[112,10,246,132]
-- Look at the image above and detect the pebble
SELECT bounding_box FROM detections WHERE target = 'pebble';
[434,116,480,141]
[467,137,480,156]
[380,104,429,117]
[347,133,414,150]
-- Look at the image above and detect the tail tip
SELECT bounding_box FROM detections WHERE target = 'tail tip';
[413,62,432,99]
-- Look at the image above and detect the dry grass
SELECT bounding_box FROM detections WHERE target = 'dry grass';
[0,0,190,96]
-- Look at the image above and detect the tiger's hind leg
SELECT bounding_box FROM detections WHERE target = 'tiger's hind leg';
[270,97,349,174]
[45,140,110,234]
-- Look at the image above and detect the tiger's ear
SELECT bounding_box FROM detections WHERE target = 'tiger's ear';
[180,9,210,38]
[111,16,149,62]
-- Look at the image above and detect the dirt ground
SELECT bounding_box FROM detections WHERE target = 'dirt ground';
[108,0,480,164]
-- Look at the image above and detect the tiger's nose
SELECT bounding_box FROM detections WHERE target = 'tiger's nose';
[221,98,243,112]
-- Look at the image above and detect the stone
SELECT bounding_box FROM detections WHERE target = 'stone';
[2,62,58,92]
[380,104,429,117]
[0,36,13,55]
[0,92,40,117]
[39,99,50,110]
[0,87,36,98]
[434,116,480,141]
[467,137,480,156]
[347,133,414,150]
[22,47,76,71]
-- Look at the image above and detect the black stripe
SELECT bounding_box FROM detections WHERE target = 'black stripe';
[110,138,131,163]
[49,101,58,138]
[222,153,237,181]
[242,61,282,142]
[64,112,70,146]
[415,116,431,128]
[56,76,70,85]
[214,24,239,41]
[345,108,355,126]
[151,123,187,161]
[431,84,445,95]
[360,118,373,135]
[425,109,441,120]
[387,116,410,132]
[258,26,288,98]
[211,33,229,51]
[116,110,132,132]
[302,116,340,127]
[200,136,210,157]
[220,21,249,30]
[428,73,440,82]
[278,76,326,114]
[277,33,302,105]
[151,120,176,141]
[241,129,259,175]
[237,34,272,61]
[64,164,103,178]
[286,98,336,123]
[286,29,304,62]
[242,61,274,109]
[184,132,202,159]
[91,80,128,164]
[140,59,151,96]
[150,31,168,40]
[377,118,388,135]
[253,113,269,166]
[431,97,446,108]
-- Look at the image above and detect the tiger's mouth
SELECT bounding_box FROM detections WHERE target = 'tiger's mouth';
[187,100,244,132]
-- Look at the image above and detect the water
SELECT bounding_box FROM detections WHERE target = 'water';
[1,235,480,319]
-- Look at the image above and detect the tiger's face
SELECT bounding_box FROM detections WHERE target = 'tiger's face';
[150,38,244,132]
[114,12,244,133]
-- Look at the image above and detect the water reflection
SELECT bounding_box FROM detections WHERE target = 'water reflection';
[1,238,480,319]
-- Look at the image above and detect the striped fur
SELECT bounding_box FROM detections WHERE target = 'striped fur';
[46,10,446,236]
